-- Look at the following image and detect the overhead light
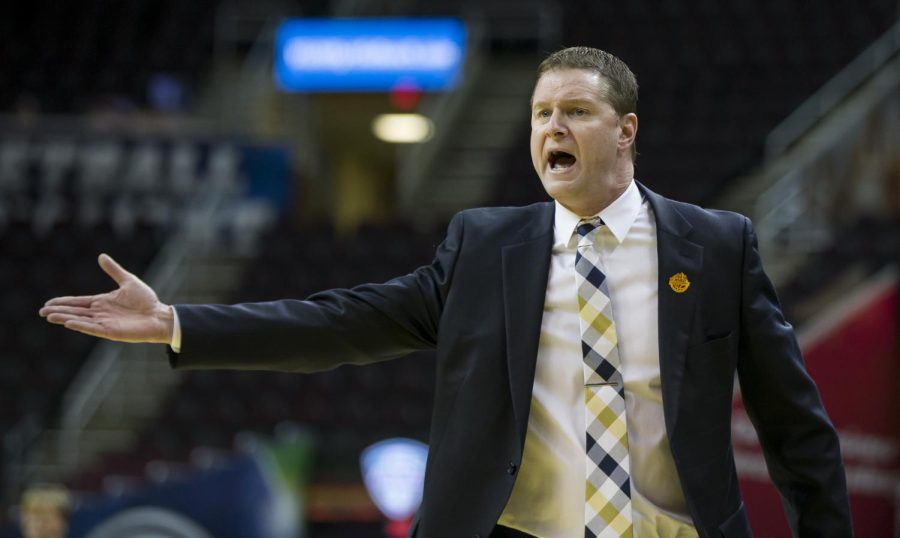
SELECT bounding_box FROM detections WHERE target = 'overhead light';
[372,113,434,143]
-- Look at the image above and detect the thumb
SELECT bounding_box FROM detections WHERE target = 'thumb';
[98,253,133,286]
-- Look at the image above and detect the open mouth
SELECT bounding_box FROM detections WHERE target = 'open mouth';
[548,151,576,171]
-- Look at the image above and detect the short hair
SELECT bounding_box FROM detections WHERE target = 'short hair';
[537,47,638,116]
[536,47,639,160]
[21,484,71,517]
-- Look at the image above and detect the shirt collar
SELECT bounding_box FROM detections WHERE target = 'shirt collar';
[554,179,643,248]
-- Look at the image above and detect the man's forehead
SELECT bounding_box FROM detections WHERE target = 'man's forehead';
[531,69,609,106]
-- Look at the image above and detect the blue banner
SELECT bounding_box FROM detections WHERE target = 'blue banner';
[275,18,467,92]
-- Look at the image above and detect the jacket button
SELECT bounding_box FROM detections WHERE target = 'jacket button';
[507,462,517,475]
[474,534,481,538]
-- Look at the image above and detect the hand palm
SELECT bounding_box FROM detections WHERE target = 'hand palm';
[87,278,163,342]
[40,254,173,344]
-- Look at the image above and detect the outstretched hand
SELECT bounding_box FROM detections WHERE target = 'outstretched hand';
[39,254,174,344]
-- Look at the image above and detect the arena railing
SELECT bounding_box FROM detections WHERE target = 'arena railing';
[54,145,250,471]
[765,20,900,158]
[720,19,900,285]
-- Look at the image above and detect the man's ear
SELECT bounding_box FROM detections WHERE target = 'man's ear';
[618,113,638,153]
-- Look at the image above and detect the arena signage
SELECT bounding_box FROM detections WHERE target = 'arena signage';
[274,18,467,92]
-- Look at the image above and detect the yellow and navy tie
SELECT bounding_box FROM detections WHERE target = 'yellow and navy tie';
[575,218,633,538]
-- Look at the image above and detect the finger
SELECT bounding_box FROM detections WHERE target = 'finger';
[40,305,94,318]
[43,296,97,309]
[98,253,133,286]
[63,319,111,339]
[45,313,90,325]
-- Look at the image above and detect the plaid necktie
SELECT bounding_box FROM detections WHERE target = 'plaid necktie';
[575,218,633,538]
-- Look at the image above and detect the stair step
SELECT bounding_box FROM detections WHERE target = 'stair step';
[14,245,255,486]
[406,52,538,221]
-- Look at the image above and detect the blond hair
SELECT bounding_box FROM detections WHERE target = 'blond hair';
[21,484,71,516]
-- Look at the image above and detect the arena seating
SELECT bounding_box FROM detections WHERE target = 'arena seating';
[0,0,221,114]
[493,0,899,206]
[780,217,900,326]
[0,133,239,519]
[0,216,164,440]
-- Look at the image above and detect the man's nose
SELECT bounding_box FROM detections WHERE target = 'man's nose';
[546,111,567,138]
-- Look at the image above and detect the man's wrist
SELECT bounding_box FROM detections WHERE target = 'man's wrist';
[155,303,175,345]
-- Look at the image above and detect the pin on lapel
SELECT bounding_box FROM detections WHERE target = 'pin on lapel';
[668,272,690,293]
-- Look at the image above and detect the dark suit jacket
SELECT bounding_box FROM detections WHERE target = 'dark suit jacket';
[170,184,850,538]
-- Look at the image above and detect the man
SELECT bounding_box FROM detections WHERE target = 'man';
[41,47,850,537]
[19,484,71,538]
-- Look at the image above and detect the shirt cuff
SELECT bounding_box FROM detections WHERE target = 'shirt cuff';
[170,305,182,353]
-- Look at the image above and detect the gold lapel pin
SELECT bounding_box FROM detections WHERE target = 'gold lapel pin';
[668,272,690,293]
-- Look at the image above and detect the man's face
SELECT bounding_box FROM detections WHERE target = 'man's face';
[530,68,636,216]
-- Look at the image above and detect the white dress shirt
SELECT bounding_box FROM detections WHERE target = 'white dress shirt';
[497,180,697,538]
[170,306,182,353]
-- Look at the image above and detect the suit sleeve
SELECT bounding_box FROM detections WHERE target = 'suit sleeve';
[168,212,465,373]
[735,217,852,536]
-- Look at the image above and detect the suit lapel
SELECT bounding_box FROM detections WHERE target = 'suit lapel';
[502,203,555,448]
[641,185,703,435]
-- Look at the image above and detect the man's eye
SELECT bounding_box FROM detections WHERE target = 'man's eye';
[537,110,551,118]
[573,108,587,116]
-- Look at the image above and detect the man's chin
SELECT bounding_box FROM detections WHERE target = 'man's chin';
[541,176,581,198]
[542,189,584,212]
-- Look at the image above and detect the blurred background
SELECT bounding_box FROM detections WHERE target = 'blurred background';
[0,0,898,536]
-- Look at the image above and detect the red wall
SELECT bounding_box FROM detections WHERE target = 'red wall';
[733,275,899,536]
